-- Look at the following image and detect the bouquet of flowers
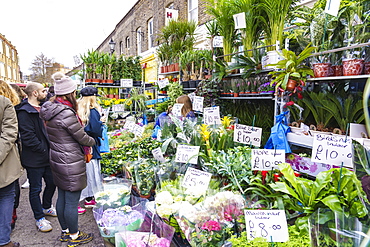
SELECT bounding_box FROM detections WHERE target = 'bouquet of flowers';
[115,231,171,247]
[94,178,132,208]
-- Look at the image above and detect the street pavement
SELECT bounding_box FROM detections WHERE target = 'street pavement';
[10,172,113,247]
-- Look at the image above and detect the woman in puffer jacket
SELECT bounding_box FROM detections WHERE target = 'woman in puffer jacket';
[40,72,95,246]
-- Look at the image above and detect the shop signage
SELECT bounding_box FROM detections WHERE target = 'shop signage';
[193,96,204,112]
[175,144,200,164]
[245,210,289,242]
[204,106,221,125]
[251,149,285,170]
[120,79,133,87]
[182,167,212,193]
[233,124,262,147]
[311,134,353,167]
[152,147,166,163]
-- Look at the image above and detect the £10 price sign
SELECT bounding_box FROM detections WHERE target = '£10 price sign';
[251,149,285,171]
[233,124,262,147]
[311,133,353,167]
[245,210,289,242]
[193,96,204,112]
[175,144,200,164]
[204,106,221,125]
[120,79,133,87]
[182,167,212,193]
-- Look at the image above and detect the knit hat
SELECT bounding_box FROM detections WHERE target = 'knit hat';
[52,72,77,95]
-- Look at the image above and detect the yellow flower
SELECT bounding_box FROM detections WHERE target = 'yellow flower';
[221,116,232,129]
[199,124,211,141]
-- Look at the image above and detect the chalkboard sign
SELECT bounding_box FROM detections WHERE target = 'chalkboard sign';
[233,124,262,147]
[245,210,289,242]
[175,144,200,164]
[182,167,212,193]
[311,133,352,167]
[251,149,285,170]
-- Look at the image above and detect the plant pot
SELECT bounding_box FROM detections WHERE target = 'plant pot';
[233,92,239,97]
[204,74,212,80]
[189,80,196,88]
[286,79,297,91]
[332,65,343,76]
[313,63,332,77]
[182,81,189,88]
[160,66,164,73]
[342,58,364,76]
[195,80,201,88]
[364,62,370,74]
[91,79,100,84]
[106,79,114,84]
[173,63,179,72]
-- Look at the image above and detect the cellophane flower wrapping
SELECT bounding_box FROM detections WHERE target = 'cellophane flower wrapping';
[93,200,146,239]
[95,177,133,209]
[115,206,175,247]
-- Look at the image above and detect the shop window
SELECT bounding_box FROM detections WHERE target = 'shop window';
[137,27,142,54]
[148,18,154,49]
[188,0,198,23]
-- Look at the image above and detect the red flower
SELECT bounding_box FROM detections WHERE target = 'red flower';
[227,125,234,130]
[297,92,303,99]
[273,173,281,182]
[286,101,295,106]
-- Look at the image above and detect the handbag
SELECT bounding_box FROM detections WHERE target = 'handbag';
[99,125,110,153]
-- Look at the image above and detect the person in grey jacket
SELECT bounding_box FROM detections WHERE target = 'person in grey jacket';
[40,72,95,246]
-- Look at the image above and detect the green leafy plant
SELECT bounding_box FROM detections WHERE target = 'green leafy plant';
[123,87,148,114]
[269,44,315,92]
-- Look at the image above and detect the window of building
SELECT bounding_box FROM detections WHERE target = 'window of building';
[120,41,124,54]
[148,18,154,49]
[188,0,198,23]
[137,27,142,54]
[126,36,130,50]
[8,65,12,79]
[0,40,3,54]
[0,62,4,77]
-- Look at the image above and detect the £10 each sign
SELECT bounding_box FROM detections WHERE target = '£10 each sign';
[311,134,353,167]
[204,106,221,125]
[234,124,262,147]
[251,149,285,170]
[193,96,204,112]
[175,145,200,164]
[182,167,212,193]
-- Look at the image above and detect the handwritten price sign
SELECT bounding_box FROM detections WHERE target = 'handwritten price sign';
[311,134,353,167]
[245,210,289,242]
[120,79,133,87]
[112,104,125,112]
[172,103,184,117]
[182,167,212,193]
[193,96,204,112]
[175,145,200,164]
[132,124,145,137]
[152,147,166,163]
[251,149,285,171]
[204,106,221,125]
[123,120,136,131]
[157,78,169,89]
[233,124,262,147]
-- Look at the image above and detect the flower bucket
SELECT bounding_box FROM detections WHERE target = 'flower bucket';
[332,65,343,76]
[313,63,332,77]
[342,58,364,76]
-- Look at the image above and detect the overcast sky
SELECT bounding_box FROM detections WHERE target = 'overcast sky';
[0,0,137,74]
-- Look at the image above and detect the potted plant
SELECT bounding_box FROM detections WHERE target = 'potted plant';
[269,44,315,92]
[123,87,148,115]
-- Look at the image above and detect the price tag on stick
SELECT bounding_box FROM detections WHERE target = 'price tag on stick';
[204,106,221,125]
[251,149,285,170]
[182,167,212,194]
[245,210,289,242]
[233,124,262,147]
[311,133,353,167]
[152,147,166,163]
[193,96,204,112]
[175,144,200,164]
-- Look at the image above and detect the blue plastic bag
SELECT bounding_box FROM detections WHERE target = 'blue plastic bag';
[99,125,110,153]
[264,111,291,153]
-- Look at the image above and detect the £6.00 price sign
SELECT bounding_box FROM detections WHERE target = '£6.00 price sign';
[204,106,221,125]
[193,96,204,112]
[182,167,212,194]
[251,149,285,170]
[157,78,169,89]
[175,144,200,164]
[311,134,353,167]
[245,210,289,242]
[233,124,262,147]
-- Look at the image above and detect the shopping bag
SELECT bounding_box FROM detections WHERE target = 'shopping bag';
[99,125,110,153]
[264,111,291,153]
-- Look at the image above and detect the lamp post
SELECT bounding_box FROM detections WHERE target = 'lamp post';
[109,38,116,55]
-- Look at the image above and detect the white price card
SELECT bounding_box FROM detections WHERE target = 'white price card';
[132,124,145,137]
[193,96,204,112]
[175,144,200,164]
[234,124,262,147]
[204,106,221,125]
[245,210,289,242]
[311,134,353,167]
[157,78,170,89]
[101,107,110,123]
[112,104,125,112]
[172,103,184,117]
[182,167,212,193]
[251,149,285,171]
[233,12,246,29]
[123,120,136,131]
[152,147,166,163]
[120,79,133,87]
[213,36,224,48]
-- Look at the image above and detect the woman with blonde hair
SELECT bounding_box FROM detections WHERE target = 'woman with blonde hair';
[0,81,20,106]
[77,87,103,210]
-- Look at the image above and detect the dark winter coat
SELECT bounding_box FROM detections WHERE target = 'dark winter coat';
[84,108,102,160]
[15,99,50,168]
[40,101,95,192]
